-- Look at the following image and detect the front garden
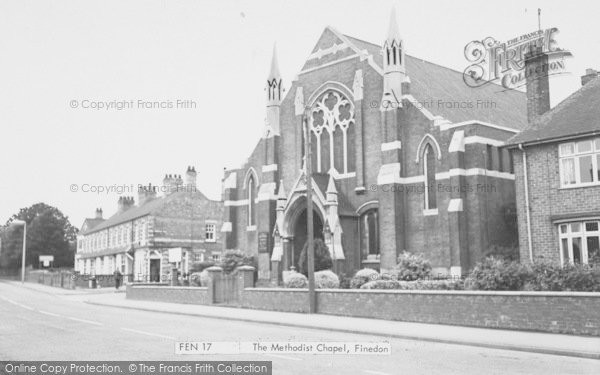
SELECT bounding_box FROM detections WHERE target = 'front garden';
[280,240,600,292]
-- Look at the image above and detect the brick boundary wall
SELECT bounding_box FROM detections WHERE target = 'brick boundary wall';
[127,284,600,336]
[127,285,209,305]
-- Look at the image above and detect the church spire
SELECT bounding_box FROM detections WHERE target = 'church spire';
[385,7,402,47]
[266,44,283,106]
[264,43,283,138]
[381,7,405,109]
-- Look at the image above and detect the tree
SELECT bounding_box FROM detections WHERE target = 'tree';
[0,203,78,269]
[298,238,333,275]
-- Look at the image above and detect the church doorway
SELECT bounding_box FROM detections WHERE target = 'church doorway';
[291,208,324,270]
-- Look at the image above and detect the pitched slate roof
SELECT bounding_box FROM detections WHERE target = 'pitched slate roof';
[83,190,212,235]
[80,218,105,234]
[82,197,165,235]
[308,29,528,130]
[507,77,600,146]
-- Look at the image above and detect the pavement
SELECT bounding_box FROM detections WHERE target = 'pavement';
[18,280,599,360]
[1,280,599,374]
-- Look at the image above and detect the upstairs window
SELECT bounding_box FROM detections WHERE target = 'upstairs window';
[205,223,216,242]
[559,138,600,187]
[306,90,356,176]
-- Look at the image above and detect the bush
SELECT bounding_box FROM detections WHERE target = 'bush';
[350,268,380,289]
[397,279,464,290]
[314,270,340,289]
[361,280,401,289]
[394,252,432,281]
[338,273,353,289]
[464,258,530,291]
[360,279,464,290]
[189,270,210,287]
[220,250,253,274]
[283,271,308,288]
[298,238,333,275]
[189,261,215,273]
[484,244,519,262]
[525,262,600,292]
[465,258,600,292]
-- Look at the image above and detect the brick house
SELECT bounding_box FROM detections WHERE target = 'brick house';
[74,167,223,282]
[222,10,528,284]
[507,65,600,265]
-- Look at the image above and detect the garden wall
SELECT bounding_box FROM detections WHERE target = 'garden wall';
[127,284,209,305]
[126,284,600,336]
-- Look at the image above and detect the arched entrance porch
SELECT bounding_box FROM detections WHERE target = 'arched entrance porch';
[290,208,324,270]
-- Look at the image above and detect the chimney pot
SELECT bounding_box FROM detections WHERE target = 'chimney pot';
[581,68,599,86]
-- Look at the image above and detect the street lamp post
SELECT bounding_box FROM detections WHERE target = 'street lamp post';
[11,220,27,283]
[303,107,316,314]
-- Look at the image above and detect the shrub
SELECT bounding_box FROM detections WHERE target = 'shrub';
[465,258,531,291]
[397,279,464,290]
[283,271,308,288]
[484,244,519,262]
[220,250,253,274]
[314,270,340,289]
[360,280,401,289]
[338,273,353,289]
[525,262,600,292]
[394,252,432,281]
[359,279,463,290]
[189,261,215,273]
[189,270,210,287]
[350,268,380,289]
[298,238,333,275]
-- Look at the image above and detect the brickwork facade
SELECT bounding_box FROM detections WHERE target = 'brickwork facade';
[512,140,600,263]
[223,18,526,283]
[74,167,223,282]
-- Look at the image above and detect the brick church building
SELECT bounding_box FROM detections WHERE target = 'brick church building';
[221,10,528,283]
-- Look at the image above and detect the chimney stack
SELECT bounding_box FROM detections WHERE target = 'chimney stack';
[581,68,599,86]
[524,45,551,124]
[163,173,183,195]
[138,183,157,205]
[95,208,103,219]
[174,174,183,192]
[118,196,135,212]
[185,166,197,191]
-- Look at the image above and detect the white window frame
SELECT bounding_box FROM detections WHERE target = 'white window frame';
[558,138,600,188]
[205,222,216,242]
[558,220,600,265]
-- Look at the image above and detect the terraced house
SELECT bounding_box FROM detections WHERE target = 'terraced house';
[75,167,223,282]
[221,10,528,284]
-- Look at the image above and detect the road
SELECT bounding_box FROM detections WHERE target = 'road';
[0,281,598,375]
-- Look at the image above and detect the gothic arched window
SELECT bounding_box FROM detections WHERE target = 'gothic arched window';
[423,144,437,210]
[307,90,355,176]
[247,175,256,226]
[360,209,379,259]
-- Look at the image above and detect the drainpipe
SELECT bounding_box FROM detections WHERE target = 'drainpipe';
[519,144,534,263]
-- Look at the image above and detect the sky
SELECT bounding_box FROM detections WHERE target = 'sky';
[1,0,599,227]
